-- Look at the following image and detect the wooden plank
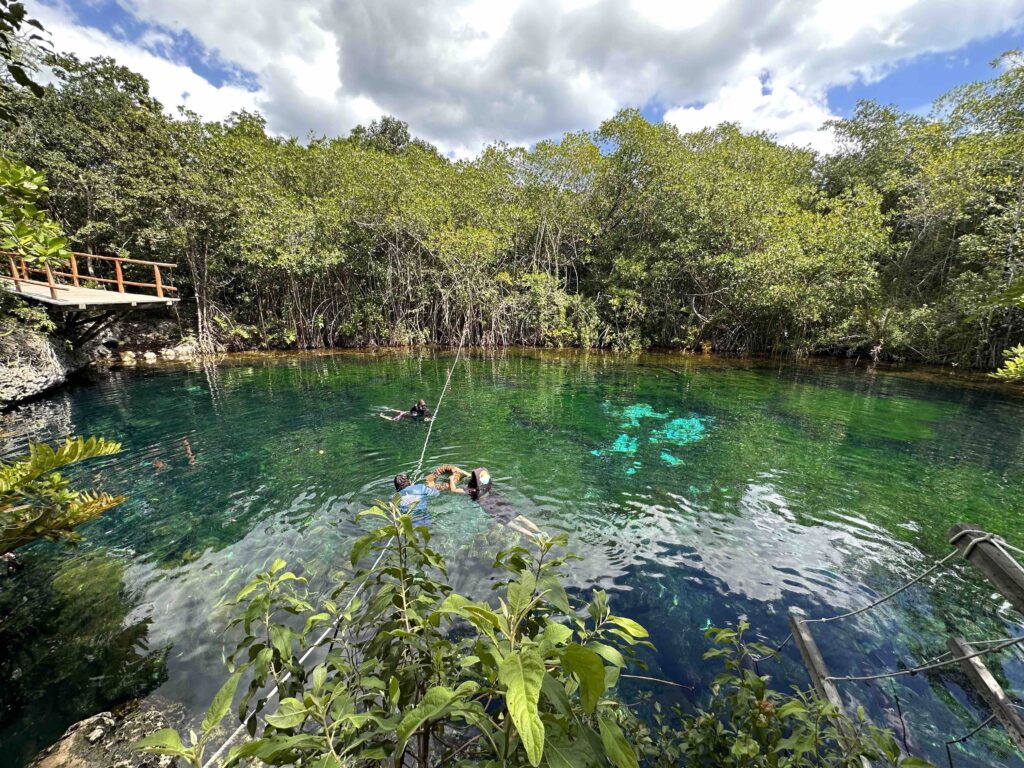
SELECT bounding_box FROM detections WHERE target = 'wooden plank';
[948,524,1024,616]
[947,637,1024,751]
[789,612,872,767]
[1,278,178,307]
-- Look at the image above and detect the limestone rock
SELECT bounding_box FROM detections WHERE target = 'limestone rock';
[29,698,185,768]
[143,351,158,363]
[0,326,87,405]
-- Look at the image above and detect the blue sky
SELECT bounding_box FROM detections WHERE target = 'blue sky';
[32,0,1024,156]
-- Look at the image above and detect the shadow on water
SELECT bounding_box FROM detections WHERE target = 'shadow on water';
[1,349,1024,766]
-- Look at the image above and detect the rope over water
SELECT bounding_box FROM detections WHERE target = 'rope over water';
[203,333,469,767]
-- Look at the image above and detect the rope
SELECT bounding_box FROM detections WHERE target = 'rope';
[750,632,794,663]
[203,337,469,767]
[945,714,996,768]
[411,329,467,481]
[805,550,959,625]
[952,529,1024,580]
[824,633,1024,683]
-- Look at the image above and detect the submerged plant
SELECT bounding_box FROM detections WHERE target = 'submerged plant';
[0,435,124,560]
[139,500,932,767]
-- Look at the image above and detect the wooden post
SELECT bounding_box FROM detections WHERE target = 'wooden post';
[948,524,1024,616]
[947,637,1024,751]
[43,263,58,300]
[19,256,27,282]
[114,258,125,292]
[7,254,21,292]
[153,264,164,297]
[789,612,872,768]
[70,253,80,286]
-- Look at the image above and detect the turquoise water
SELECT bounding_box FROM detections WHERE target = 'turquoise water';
[2,350,1024,767]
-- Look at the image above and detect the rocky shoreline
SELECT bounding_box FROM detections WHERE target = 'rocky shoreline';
[1,313,197,407]
[28,697,187,768]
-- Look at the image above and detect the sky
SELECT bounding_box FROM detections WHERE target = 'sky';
[29,0,1024,158]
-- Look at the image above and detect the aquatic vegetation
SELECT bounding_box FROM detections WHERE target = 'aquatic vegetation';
[651,416,707,447]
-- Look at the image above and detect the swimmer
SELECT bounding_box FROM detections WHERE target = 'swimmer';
[380,399,432,422]
[443,466,543,539]
[393,465,457,513]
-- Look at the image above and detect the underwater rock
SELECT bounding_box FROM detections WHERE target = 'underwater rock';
[28,697,185,768]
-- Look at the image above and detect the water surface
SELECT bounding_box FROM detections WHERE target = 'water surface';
[2,350,1024,767]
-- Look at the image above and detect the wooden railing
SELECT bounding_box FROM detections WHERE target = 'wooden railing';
[3,251,177,300]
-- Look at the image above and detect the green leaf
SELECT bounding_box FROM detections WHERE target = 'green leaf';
[499,647,546,767]
[561,644,606,715]
[542,621,573,648]
[134,728,187,756]
[202,672,241,733]
[598,715,638,768]
[608,616,648,639]
[545,733,590,768]
[587,641,624,668]
[264,697,308,729]
[395,683,475,754]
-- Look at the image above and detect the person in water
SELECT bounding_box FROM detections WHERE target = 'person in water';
[381,399,431,422]
[393,464,461,514]
[440,466,543,538]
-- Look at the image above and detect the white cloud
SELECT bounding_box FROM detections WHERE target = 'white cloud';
[33,2,259,121]
[664,74,839,153]
[28,0,1024,156]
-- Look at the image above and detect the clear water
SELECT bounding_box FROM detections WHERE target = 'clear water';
[2,350,1024,768]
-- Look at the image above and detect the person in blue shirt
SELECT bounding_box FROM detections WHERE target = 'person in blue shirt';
[393,471,441,515]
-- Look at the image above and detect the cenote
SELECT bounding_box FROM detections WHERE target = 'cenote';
[2,350,1024,768]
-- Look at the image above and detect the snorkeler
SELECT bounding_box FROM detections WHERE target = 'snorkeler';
[435,465,543,538]
[380,399,432,422]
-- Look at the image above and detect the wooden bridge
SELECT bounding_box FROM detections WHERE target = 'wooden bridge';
[2,251,178,309]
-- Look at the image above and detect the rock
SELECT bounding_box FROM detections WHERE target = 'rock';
[0,326,88,406]
[121,350,136,362]
[159,348,176,359]
[142,351,158,363]
[29,697,185,768]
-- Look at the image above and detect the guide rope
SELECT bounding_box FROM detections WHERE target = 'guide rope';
[945,714,996,768]
[203,332,469,767]
[824,633,1024,683]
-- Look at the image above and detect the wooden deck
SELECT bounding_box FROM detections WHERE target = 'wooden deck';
[2,251,178,310]
[1,278,176,308]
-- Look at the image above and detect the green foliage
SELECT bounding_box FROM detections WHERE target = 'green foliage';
[992,344,1024,382]
[0,0,46,121]
[0,436,125,556]
[139,502,929,767]
[631,622,931,767]
[0,151,69,264]
[2,40,1023,369]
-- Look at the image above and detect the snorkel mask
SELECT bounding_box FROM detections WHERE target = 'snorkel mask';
[468,467,492,500]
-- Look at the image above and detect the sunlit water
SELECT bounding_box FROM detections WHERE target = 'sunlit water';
[2,350,1024,767]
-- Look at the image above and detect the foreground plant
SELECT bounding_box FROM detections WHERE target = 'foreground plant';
[140,499,932,767]
[0,435,124,560]
[631,623,932,767]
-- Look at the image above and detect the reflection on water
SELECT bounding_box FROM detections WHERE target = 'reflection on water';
[2,351,1024,767]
